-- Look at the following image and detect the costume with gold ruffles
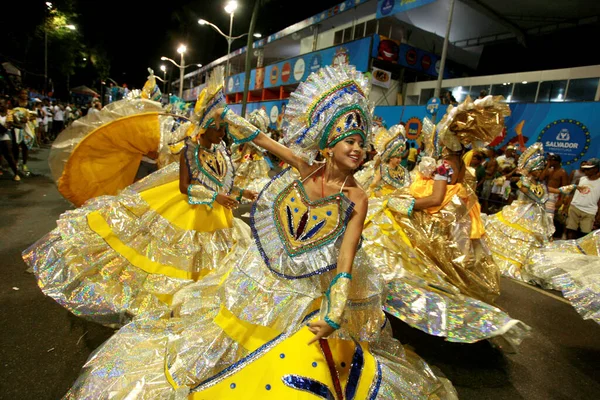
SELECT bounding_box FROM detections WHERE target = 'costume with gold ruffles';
[363,98,530,346]
[231,109,272,195]
[22,73,252,328]
[484,143,555,280]
[48,69,193,207]
[62,66,457,399]
[526,230,600,324]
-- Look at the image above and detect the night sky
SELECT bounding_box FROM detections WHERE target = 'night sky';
[2,0,344,91]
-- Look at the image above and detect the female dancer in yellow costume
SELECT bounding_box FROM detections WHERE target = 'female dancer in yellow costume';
[22,74,254,328]
[63,65,456,399]
[231,108,272,195]
[484,143,598,323]
[362,96,530,347]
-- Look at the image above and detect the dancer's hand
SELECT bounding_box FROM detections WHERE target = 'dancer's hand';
[243,190,258,201]
[216,193,239,209]
[307,320,335,345]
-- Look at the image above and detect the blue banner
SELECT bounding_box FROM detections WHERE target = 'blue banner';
[374,102,600,172]
[377,0,438,19]
[225,37,372,94]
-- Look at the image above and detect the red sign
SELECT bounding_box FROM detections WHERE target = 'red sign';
[281,62,291,83]
[270,65,279,86]
[421,55,431,71]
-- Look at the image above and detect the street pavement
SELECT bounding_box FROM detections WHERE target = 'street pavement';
[1,147,599,399]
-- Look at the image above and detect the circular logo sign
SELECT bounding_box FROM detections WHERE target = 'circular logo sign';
[426,97,440,115]
[270,105,279,124]
[227,77,234,93]
[405,117,422,140]
[421,55,432,71]
[537,119,591,165]
[435,60,441,74]
[380,0,394,16]
[270,65,279,86]
[281,62,292,83]
[406,48,418,66]
[293,58,306,81]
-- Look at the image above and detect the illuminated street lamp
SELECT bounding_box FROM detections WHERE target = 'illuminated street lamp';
[198,1,261,76]
[161,45,202,98]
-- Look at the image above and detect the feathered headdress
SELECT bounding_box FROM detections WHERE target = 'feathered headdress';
[247,108,270,132]
[373,124,406,161]
[436,95,510,156]
[517,142,546,175]
[192,66,226,134]
[283,65,372,164]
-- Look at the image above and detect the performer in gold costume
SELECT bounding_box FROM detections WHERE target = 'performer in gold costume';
[62,66,457,399]
[231,108,272,195]
[363,96,530,346]
[354,124,410,194]
[22,71,254,327]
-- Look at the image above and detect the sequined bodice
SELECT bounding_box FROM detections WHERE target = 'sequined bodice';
[184,139,235,194]
[251,168,355,279]
[380,163,410,190]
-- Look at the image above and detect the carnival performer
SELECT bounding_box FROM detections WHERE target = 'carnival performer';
[63,66,456,399]
[354,124,409,193]
[363,96,530,347]
[484,143,587,280]
[48,69,190,207]
[231,108,272,195]
[22,72,255,328]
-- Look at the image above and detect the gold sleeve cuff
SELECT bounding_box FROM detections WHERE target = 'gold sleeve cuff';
[387,196,416,217]
[325,273,352,330]
[187,184,217,207]
[223,108,261,144]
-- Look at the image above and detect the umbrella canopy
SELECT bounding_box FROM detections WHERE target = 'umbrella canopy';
[70,85,100,97]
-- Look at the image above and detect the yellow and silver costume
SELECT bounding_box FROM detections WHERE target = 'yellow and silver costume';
[355,125,410,193]
[48,69,193,207]
[485,143,555,280]
[62,66,457,399]
[526,230,600,324]
[363,96,530,345]
[231,109,272,195]
[22,72,252,327]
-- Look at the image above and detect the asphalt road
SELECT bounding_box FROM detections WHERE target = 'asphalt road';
[1,147,599,399]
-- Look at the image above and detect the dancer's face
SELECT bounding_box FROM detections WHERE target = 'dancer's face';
[330,134,365,170]
[204,126,226,144]
[388,156,401,168]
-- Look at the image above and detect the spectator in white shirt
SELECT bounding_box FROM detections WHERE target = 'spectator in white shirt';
[566,158,600,239]
[52,102,65,139]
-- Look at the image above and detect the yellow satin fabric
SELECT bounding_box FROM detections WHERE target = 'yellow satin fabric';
[140,180,233,232]
[59,113,162,207]
[409,176,485,239]
[189,307,377,399]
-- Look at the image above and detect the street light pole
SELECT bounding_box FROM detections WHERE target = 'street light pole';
[160,65,167,94]
[179,52,185,98]
[226,11,234,76]
[44,28,48,93]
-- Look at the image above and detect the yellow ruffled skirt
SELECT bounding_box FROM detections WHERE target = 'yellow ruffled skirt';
[23,163,252,327]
